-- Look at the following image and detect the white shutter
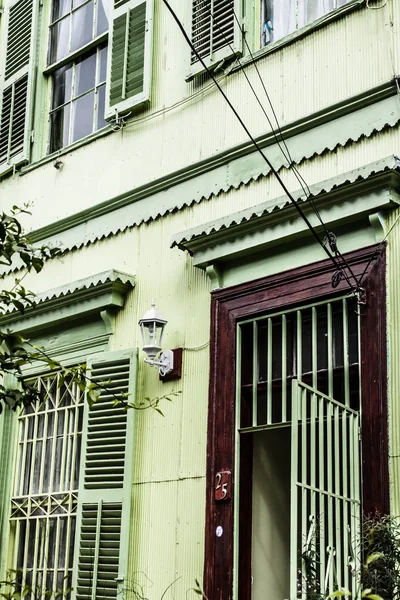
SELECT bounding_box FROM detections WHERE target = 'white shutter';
[188,0,242,80]
[105,0,154,121]
[0,0,38,175]
[72,349,137,600]
[290,380,361,599]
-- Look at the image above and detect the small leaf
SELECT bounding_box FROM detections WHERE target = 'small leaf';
[366,552,384,565]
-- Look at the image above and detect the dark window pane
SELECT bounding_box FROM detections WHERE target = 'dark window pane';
[96,84,106,130]
[52,64,73,108]
[49,17,70,63]
[75,53,96,97]
[71,2,94,51]
[50,104,71,152]
[99,45,108,83]
[97,0,109,36]
[72,91,94,141]
[52,0,71,21]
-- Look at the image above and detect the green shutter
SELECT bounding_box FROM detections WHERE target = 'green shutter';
[0,0,37,175]
[72,349,137,600]
[187,0,242,80]
[105,0,154,120]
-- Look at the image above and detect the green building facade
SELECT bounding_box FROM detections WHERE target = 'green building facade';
[0,0,400,598]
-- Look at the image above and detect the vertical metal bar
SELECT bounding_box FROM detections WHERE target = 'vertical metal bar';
[59,407,69,492]
[42,514,50,593]
[334,403,342,589]
[39,408,49,494]
[327,398,334,592]
[301,387,308,600]
[70,388,80,490]
[290,380,299,600]
[352,414,361,592]
[312,306,318,389]
[30,513,41,594]
[19,414,28,497]
[252,321,258,427]
[53,516,61,594]
[267,318,273,424]
[343,299,350,407]
[327,303,333,398]
[28,407,40,495]
[319,390,326,591]
[297,311,302,380]
[342,410,349,593]
[282,314,287,422]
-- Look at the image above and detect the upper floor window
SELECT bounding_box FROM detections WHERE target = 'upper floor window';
[48,0,109,151]
[49,0,109,65]
[260,0,352,47]
[0,0,154,176]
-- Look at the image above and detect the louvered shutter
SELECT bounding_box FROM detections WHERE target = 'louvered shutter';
[0,0,37,176]
[188,0,242,79]
[72,349,137,600]
[105,0,154,121]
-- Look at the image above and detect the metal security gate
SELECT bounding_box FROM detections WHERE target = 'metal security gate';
[290,380,361,599]
[235,294,362,599]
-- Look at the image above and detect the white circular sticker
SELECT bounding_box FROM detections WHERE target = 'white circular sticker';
[216,526,223,537]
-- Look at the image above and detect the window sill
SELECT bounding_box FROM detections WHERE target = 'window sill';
[226,0,366,75]
[19,125,114,176]
[44,32,108,75]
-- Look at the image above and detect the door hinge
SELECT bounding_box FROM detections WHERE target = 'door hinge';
[30,130,35,143]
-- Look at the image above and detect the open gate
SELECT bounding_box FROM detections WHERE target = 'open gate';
[290,380,361,599]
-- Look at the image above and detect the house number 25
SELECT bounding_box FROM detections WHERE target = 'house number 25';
[215,470,232,501]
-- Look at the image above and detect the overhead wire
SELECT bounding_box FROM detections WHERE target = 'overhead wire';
[161,0,360,294]
[228,2,362,290]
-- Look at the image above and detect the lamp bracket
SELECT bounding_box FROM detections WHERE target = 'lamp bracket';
[144,349,174,377]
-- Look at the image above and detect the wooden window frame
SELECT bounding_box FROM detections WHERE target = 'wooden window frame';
[203,244,388,599]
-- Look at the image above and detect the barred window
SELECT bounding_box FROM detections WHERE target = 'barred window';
[10,373,84,598]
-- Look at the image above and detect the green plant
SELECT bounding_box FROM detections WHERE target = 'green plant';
[300,515,400,600]
[0,570,71,600]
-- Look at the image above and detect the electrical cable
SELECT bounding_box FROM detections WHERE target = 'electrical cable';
[162,0,359,292]
[229,3,362,290]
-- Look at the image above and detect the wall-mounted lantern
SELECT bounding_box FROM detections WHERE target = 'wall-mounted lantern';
[138,300,182,380]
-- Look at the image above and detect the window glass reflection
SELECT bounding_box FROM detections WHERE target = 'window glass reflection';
[52,64,73,108]
[72,92,94,142]
[96,84,106,130]
[97,0,109,36]
[50,104,71,153]
[99,46,108,83]
[52,0,71,21]
[49,17,70,63]
[75,53,96,97]
[71,2,94,52]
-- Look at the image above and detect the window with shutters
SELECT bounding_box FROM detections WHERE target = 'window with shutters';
[47,0,109,152]
[0,0,38,174]
[7,349,136,600]
[260,0,352,47]
[189,0,242,78]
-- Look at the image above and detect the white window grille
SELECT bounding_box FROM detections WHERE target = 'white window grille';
[10,372,84,598]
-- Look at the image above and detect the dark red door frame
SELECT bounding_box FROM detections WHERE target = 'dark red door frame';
[203,244,388,600]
